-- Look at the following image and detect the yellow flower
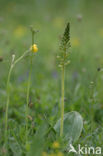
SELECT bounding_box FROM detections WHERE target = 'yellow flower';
[52,141,60,149]
[31,44,38,53]
[71,38,80,47]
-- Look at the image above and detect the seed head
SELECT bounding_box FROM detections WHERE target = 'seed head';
[58,23,71,67]
[60,22,70,51]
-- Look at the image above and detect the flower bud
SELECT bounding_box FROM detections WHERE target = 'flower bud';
[31,44,38,53]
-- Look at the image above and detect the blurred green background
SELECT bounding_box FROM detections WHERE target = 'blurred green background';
[0,0,103,155]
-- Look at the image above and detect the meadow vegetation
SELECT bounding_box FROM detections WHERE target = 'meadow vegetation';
[0,0,103,155]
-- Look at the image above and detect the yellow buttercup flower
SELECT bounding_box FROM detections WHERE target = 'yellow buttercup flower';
[31,44,38,53]
[52,141,60,149]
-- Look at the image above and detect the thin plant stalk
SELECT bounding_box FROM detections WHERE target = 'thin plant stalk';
[14,50,29,65]
[60,65,65,137]
[25,30,34,146]
[57,23,70,137]
[4,50,30,146]
[5,59,14,146]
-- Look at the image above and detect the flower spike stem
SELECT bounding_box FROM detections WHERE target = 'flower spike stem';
[57,22,70,137]
[60,65,65,137]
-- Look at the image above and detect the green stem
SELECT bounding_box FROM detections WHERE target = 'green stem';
[25,31,34,146]
[14,50,30,66]
[4,64,13,146]
[25,63,32,144]
[4,50,30,147]
[25,60,32,145]
[60,65,65,137]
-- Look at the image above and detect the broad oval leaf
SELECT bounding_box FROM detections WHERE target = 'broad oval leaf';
[54,111,83,143]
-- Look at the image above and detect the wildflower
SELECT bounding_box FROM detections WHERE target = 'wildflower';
[60,22,70,51]
[31,44,38,53]
[58,22,71,67]
[57,23,71,137]
[52,141,60,149]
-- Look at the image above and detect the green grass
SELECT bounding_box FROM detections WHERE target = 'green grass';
[0,0,103,155]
